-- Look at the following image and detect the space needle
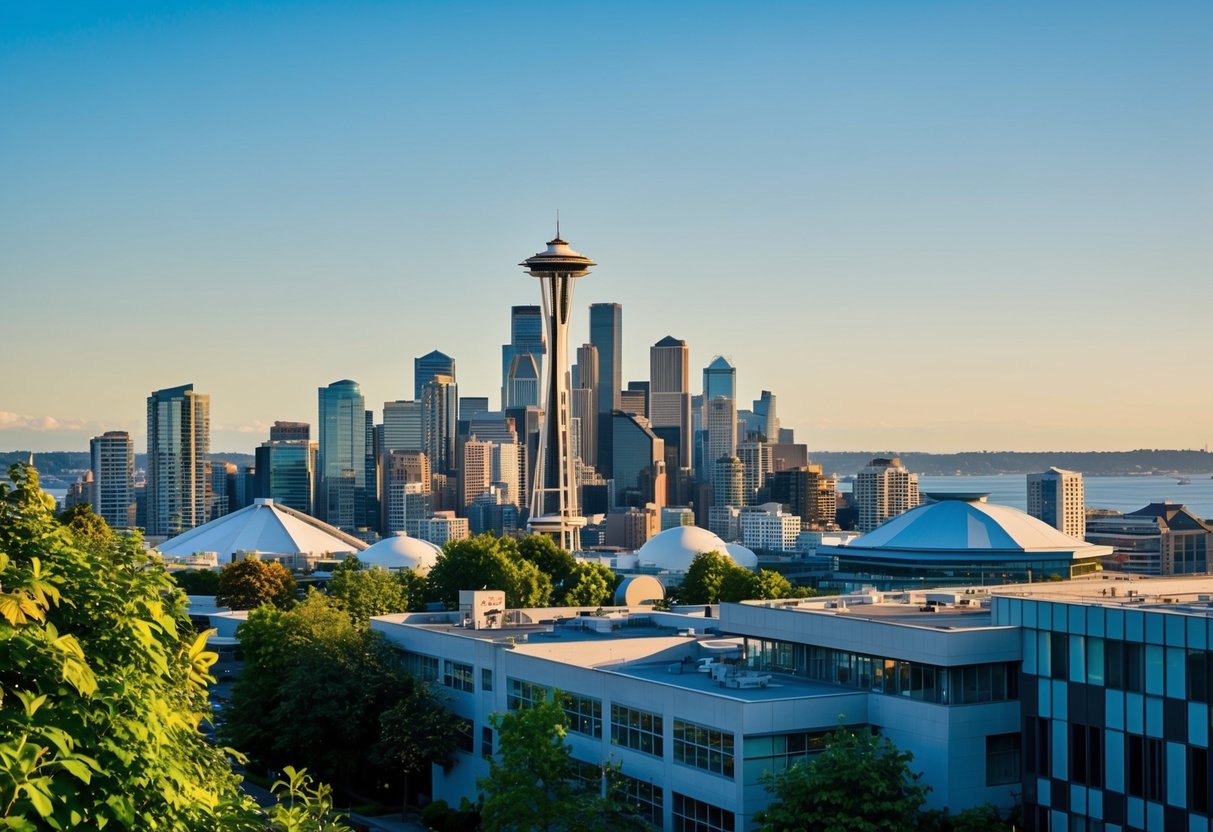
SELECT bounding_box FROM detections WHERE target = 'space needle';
[520,226,595,552]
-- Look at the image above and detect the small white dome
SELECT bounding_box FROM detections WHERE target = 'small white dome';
[358,532,441,574]
[636,526,756,573]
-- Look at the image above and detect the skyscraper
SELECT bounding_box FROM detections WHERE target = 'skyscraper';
[589,302,621,478]
[501,305,545,409]
[1027,467,1085,539]
[768,464,837,530]
[855,456,921,533]
[254,421,315,515]
[522,231,595,551]
[89,430,134,531]
[649,336,692,470]
[422,374,458,475]
[146,384,210,536]
[705,396,738,474]
[611,411,666,511]
[318,379,370,532]
[703,355,736,403]
[414,350,456,401]
[753,390,778,442]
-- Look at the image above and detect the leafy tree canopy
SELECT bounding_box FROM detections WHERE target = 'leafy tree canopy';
[326,566,415,622]
[755,726,929,832]
[556,562,617,607]
[173,568,222,596]
[216,556,297,611]
[427,534,551,609]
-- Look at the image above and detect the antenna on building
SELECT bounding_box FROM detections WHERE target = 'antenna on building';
[556,209,561,241]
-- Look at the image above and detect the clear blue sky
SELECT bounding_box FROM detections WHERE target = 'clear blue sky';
[2,1,1210,454]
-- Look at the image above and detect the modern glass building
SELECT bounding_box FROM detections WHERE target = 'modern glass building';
[317,379,370,532]
[612,410,666,510]
[590,302,622,477]
[146,384,210,536]
[414,350,456,401]
[254,423,315,516]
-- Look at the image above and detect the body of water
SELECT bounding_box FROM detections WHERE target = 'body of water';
[913,474,1213,519]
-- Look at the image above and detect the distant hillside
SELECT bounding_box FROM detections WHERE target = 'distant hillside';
[810,450,1213,477]
[0,451,256,489]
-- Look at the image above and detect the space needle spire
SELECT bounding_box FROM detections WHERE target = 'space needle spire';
[519,228,596,552]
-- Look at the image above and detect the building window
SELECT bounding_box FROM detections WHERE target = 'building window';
[611,704,663,757]
[559,691,603,738]
[674,720,735,778]
[1069,724,1103,788]
[1126,733,1163,802]
[481,726,493,759]
[1050,631,1068,680]
[401,650,439,683]
[672,792,735,832]
[442,660,474,693]
[481,668,493,692]
[1191,747,1209,814]
[985,733,1021,786]
[1105,641,1144,692]
[613,772,663,827]
[455,718,473,754]
[742,731,831,786]
[1188,649,1210,703]
[1024,716,1050,777]
[506,677,549,709]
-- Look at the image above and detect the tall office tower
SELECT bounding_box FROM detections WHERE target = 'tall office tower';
[1027,467,1086,539]
[521,232,595,552]
[89,430,134,530]
[702,356,736,405]
[388,480,432,537]
[611,411,666,511]
[753,390,778,441]
[589,302,622,479]
[574,343,598,410]
[501,305,546,409]
[380,400,424,530]
[738,440,773,505]
[230,465,257,511]
[317,379,370,532]
[854,456,921,533]
[649,336,692,470]
[207,461,235,520]
[254,421,315,515]
[768,464,837,530]
[713,456,745,508]
[569,386,596,472]
[705,396,738,480]
[461,438,493,510]
[414,350,456,401]
[503,353,541,409]
[620,386,647,418]
[146,384,210,536]
[422,374,458,475]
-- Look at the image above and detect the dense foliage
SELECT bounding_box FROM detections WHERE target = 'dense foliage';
[0,464,261,829]
[755,726,929,832]
[426,534,552,609]
[216,556,297,610]
[676,551,808,604]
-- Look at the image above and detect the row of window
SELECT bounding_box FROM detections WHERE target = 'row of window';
[673,721,735,778]
[611,704,664,758]
[1025,717,1210,813]
[1034,632,1213,702]
[672,792,735,832]
[747,638,1019,705]
[505,679,603,738]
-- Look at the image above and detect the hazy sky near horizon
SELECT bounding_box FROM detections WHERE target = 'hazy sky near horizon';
[2,1,1210,455]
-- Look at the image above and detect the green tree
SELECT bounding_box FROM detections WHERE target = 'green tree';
[516,534,577,588]
[677,550,735,604]
[173,569,222,595]
[216,556,297,610]
[371,678,462,816]
[266,766,352,832]
[0,462,265,830]
[427,535,551,609]
[326,566,411,622]
[755,726,929,832]
[556,562,616,607]
[479,698,587,832]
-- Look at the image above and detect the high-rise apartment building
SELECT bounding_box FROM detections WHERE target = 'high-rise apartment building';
[738,440,773,506]
[317,380,370,532]
[649,336,692,470]
[589,303,621,478]
[1026,467,1085,539]
[712,455,745,509]
[254,421,315,515]
[768,464,837,530]
[854,456,921,533]
[414,350,456,401]
[422,374,458,475]
[89,430,134,530]
[146,384,210,537]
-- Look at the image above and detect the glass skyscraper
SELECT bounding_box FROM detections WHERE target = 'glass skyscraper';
[318,380,370,532]
[590,302,622,477]
[254,421,315,515]
[415,350,456,401]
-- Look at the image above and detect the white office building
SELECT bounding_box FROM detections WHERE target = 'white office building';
[1027,467,1085,539]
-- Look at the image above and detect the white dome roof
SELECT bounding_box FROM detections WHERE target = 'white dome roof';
[359,532,441,574]
[636,526,756,573]
[158,498,366,561]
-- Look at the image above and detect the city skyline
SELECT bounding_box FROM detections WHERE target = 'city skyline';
[3,2,1211,454]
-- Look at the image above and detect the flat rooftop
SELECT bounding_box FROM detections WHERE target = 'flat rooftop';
[604,660,859,703]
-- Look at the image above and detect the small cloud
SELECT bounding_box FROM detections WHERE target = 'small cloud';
[0,411,90,432]
[236,420,271,434]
